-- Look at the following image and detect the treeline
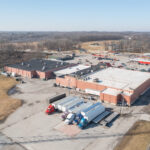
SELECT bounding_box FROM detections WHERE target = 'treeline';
[0,50,45,68]
[0,32,150,52]
[0,32,124,51]
[117,34,150,53]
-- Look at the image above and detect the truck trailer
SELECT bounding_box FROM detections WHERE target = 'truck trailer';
[64,102,93,124]
[60,98,84,112]
[78,102,105,129]
[46,96,75,114]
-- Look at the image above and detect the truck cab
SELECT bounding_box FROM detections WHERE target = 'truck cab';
[45,104,55,114]
[78,118,88,129]
[65,113,75,124]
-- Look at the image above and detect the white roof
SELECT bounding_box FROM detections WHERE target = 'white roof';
[102,88,122,96]
[123,91,133,96]
[143,53,150,56]
[55,65,90,76]
[130,58,150,62]
[86,67,150,91]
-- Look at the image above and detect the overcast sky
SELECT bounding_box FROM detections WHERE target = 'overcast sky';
[0,0,150,31]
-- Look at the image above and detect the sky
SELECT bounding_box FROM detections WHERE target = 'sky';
[0,0,150,31]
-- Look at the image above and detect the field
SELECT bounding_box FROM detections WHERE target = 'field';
[114,120,150,150]
[0,75,22,122]
[80,40,120,53]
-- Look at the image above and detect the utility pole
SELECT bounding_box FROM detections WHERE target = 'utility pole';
[68,78,71,95]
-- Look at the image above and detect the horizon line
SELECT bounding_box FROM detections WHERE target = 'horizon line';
[0,30,150,33]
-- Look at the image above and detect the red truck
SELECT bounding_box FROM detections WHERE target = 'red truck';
[45,104,55,114]
[45,93,66,114]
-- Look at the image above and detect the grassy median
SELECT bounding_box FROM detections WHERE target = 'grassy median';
[0,75,22,122]
[114,120,150,150]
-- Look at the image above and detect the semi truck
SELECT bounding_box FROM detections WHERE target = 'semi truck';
[46,96,84,115]
[64,102,93,124]
[78,102,105,129]
[45,96,75,114]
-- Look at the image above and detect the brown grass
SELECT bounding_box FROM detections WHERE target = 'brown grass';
[114,120,150,150]
[80,40,119,53]
[0,75,22,122]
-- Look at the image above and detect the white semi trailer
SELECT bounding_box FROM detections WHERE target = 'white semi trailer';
[78,102,105,129]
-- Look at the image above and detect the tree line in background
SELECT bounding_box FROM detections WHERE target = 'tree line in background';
[0,32,123,51]
[0,32,150,52]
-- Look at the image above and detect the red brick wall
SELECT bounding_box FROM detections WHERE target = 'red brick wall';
[130,78,150,105]
[5,66,32,78]
[100,93,118,104]
[4,63,76,79]
[77,80,106,91]
[122,94,131,105]
[36,71,46,79]
[56,76,107,91]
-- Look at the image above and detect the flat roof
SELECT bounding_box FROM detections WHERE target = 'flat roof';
[85,67,150,91]
[102,88,122,96]
[54,65,90,76]
[7,59,72,72]
[131,58,150,62]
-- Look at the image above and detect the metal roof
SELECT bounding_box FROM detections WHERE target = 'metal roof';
[7,59,72,72]
[85,67,150,91]
[70,63,103,78]
[54,65,90,76]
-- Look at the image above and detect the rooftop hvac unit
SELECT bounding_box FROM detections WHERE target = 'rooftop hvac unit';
[27,64,31,67]
[42,66,46,71]
[93,78,99,82]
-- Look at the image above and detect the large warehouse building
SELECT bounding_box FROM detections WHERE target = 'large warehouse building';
[56,67,150,106]
[5,59,75,79]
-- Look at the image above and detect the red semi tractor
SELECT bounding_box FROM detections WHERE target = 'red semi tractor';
[45,93,66,115]
[45,104,55,114]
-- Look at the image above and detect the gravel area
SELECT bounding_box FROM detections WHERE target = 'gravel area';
[0,53,150,150]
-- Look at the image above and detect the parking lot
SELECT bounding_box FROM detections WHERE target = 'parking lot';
[0,75,149,150]
[67,53,150,72]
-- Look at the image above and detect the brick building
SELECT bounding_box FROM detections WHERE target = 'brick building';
[5,59,75,80]
[56,67,150,106]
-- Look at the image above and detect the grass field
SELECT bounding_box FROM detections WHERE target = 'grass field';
[114,120,150,150]
[0,75,22,122]
[80,40,120,53]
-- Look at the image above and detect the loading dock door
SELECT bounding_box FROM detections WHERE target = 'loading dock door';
[85,89,100,96]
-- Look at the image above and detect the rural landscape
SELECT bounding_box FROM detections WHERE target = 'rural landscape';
[0,0,150,150]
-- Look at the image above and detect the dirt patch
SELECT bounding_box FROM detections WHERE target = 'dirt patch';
[114,120,150,150]
[0,75,22,122]
[7,86,22,95]
[27,103,34,106]
[54,122,81,136]
[35,100,40,103]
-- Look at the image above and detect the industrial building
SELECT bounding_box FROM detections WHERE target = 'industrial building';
[131,58,150,65]
[54,65,90,77]
[56,67,150,106]
[5,59,75,79]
